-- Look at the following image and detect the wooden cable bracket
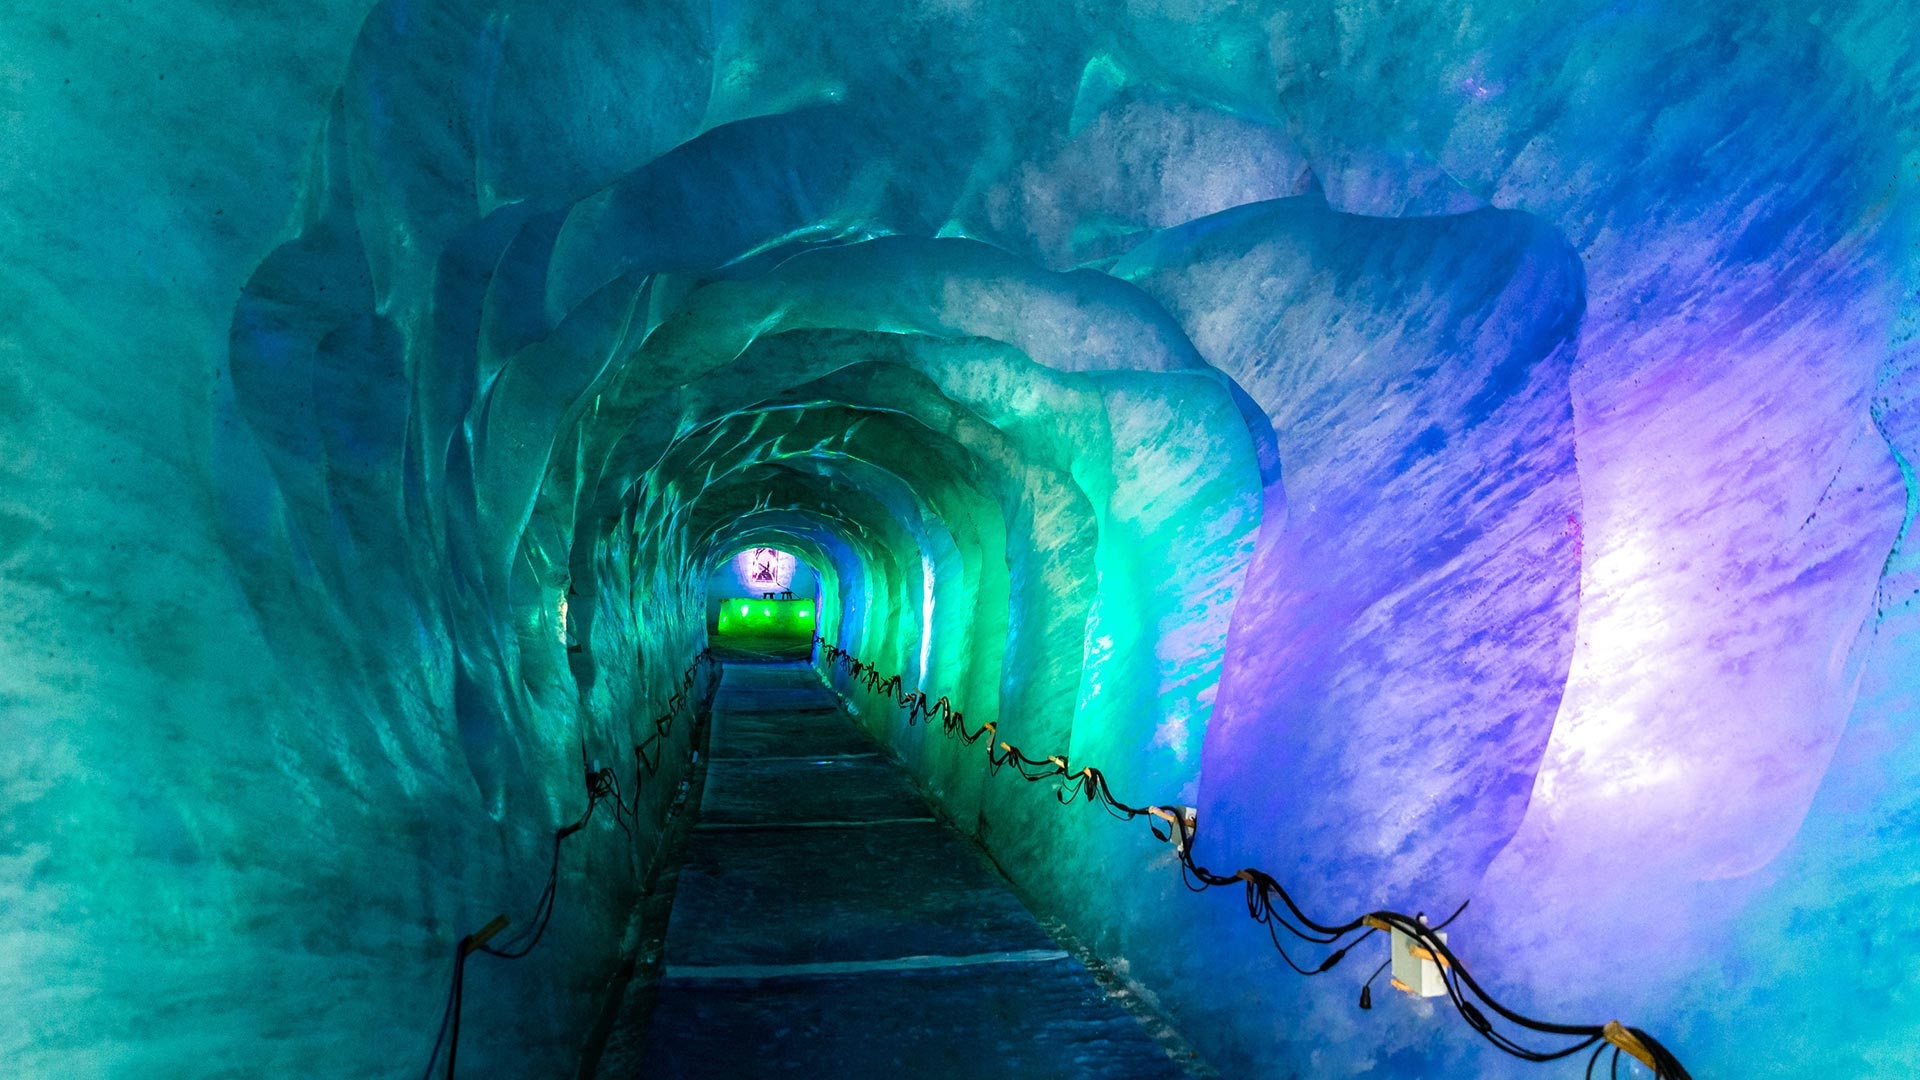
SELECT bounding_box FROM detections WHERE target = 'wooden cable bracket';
[1603,1022,1659,1071]
[460,915,511,957]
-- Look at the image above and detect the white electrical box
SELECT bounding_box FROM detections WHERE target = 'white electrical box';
[1388,924,1450,998]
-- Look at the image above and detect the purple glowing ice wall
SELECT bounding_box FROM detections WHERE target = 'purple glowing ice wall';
[6,0,1919,1077]
[707,546,816,601]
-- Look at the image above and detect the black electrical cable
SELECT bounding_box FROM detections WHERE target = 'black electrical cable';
[1359,957,1391,1010]
[812,635,1691,1080]
[419,954,458,1080]
[445,943,469,1079]
[419,649,715,1078]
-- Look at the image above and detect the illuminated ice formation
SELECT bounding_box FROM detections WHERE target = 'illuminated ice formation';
[3,1,1917,1077]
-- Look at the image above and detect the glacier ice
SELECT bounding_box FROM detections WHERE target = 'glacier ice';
[2,0,1918,1077]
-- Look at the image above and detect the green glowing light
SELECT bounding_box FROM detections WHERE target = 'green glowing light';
[715,597,818,647]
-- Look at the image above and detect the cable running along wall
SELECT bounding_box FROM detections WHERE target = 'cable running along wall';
[814,637,1692,1080]
[420,650,717,1079]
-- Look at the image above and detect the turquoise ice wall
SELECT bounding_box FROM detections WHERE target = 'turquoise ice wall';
[3,1,1918,1078]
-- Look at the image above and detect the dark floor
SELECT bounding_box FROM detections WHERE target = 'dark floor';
[707,631,814,662]
[591,660,1204,1079]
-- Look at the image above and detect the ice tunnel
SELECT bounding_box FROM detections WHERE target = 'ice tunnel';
[4,1,1920,1077]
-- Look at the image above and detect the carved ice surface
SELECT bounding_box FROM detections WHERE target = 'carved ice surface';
[1,1,1917,1078]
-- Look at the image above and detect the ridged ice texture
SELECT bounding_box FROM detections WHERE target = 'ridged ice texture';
[2,2,1917,1079]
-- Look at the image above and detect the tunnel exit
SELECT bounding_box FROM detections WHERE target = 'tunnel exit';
[707,546,818,658]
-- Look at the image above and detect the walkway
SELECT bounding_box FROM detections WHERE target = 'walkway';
[591,660,1204,1079]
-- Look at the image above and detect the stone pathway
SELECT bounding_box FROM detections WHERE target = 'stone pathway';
[594,660,1204,1079]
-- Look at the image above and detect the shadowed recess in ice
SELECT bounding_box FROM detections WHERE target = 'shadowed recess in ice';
[3,0,1919,1077]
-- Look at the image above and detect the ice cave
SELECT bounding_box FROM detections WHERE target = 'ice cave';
[3,1,1918,1077]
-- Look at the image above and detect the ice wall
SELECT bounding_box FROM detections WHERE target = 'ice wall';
[3,1,1918,1078]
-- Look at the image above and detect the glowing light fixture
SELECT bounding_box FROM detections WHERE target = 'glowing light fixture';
[715,597,819,644]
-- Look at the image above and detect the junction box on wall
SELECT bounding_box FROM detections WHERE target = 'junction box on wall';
[1382,916,1449,998]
